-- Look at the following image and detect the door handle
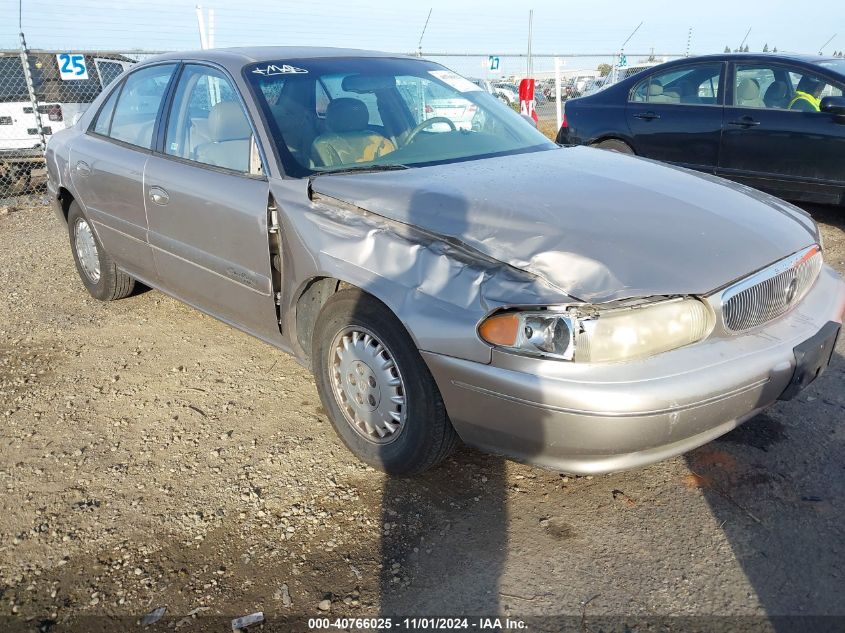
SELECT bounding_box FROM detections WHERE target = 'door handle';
[728,117,761,128]
[634,111,660,120]
[75,161,91,176]
[148,186,169,206]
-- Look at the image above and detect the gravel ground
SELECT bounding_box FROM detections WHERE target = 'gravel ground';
[0,198,843,632]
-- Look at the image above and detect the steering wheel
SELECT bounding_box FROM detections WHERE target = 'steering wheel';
[405,117,457,143]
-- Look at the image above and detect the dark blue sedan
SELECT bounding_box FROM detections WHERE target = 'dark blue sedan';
[556,54,845,205]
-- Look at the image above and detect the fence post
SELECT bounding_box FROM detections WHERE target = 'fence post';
[18,32,46,151]
[554,57,562,127]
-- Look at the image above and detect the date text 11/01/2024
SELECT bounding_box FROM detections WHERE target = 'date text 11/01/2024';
[307,617,528,630]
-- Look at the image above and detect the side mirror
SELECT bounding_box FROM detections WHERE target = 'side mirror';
[820,95,845,120]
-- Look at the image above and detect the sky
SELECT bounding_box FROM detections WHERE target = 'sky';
[1,0,842,76]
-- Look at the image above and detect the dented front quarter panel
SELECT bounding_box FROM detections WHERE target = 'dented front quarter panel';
[309,147,820,303]
[268,178,573,365]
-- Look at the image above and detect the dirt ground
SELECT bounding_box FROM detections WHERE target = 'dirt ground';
[1,198,844,632]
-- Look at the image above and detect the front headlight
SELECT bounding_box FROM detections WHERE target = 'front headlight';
[478,297,714,363]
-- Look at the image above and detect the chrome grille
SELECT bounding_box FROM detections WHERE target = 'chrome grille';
[722,246,823,332]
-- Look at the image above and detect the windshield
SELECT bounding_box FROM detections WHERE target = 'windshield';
[244,57,555,177]
[816,59,845,75]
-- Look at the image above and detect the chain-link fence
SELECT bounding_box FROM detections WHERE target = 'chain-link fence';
[0,35,685,201]
[0,36,162,203]
[424,53,684,128]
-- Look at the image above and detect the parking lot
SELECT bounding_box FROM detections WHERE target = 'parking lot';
[0,195,843,630]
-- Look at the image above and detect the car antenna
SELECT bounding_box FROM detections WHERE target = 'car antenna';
[417,9,432,58]
[818,34,837,55]
[737,27,751,53]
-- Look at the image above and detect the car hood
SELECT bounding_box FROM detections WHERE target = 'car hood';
[310,146,819,302]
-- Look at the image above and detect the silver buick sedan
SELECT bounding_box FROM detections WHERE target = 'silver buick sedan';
[45,47,845,476]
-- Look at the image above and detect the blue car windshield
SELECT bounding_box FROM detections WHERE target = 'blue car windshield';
[816,59,845,75]
[244,57,556,177]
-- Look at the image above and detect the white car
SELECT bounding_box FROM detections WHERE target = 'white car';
[397,79,480,131]
[1,52,132,193]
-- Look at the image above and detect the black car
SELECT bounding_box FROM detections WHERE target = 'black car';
[556,54,845,205]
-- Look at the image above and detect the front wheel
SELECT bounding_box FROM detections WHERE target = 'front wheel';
[67,201,135,301]
[312,289,458,476]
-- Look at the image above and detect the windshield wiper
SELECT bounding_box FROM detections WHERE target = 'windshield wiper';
[311,164,410,178]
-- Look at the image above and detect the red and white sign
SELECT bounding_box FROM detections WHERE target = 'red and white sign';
[519,78,538,122]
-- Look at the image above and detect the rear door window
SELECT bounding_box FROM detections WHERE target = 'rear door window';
[631,64,723,105]
[92,82,122,135]
[106,64,176,149]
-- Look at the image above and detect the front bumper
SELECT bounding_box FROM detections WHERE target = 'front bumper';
[423,265,845,474]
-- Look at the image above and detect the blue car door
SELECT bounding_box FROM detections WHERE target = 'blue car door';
[718,61,845,202]
[625,61,726,172]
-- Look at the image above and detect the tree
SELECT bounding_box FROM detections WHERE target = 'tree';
[743,45,750,53]
[724,45,731,53]
[763,43,769,52]
[773,46,778,52]
[597,63,612,77]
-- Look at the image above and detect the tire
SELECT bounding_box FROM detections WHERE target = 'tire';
[592,139,635,155]
[67,201,135,301]
[312,288,458,476]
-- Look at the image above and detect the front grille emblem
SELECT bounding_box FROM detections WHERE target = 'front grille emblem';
[721,245,822,332]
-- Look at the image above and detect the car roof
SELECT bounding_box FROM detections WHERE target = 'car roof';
[143,46,413,73]
[606,52,845,90]
[681,52,840,64]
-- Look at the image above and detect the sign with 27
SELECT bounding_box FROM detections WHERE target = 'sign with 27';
[56,53,89,80]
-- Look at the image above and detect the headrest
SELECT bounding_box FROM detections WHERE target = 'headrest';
[325,98,369,133]
[208,101,251,142]
[737,78,760,100]
[647,82,664,96]
[764,81,788,100]
[796,75,822,93]
[271,98,309,130]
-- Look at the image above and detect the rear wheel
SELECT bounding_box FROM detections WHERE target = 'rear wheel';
[312,289,458,476]
[67,201,135,301]
[592,138,635,155]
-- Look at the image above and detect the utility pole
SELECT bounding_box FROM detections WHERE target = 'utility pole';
[417,9,432,57]
[738,27,751,52]
[207,7,215,49]
[819,34,836,55]
[527,9,534,78]
[613,22,642,84]
[196,5,208,50]
[685,27,693,57]
[620,21,643,53]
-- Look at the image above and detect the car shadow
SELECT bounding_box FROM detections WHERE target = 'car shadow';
[367,187,528,623]
[683,201,845,629]
[683,342,844,630]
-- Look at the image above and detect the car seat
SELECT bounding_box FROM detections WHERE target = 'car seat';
[763,81,790,109]
[646,81,677,104]
[736,79,765,108]
[311,98,395,167]
[194,101,252,172]
[270,97,318,165]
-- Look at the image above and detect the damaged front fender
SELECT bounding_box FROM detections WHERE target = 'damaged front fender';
[270,179,574,365]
